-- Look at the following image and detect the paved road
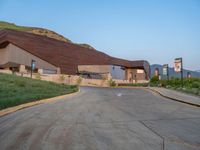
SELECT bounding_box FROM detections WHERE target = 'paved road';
[0,87,200,150]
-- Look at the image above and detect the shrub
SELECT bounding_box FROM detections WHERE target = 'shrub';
[159,79,168,87]
[76,76,82,85]
[118,83,148,87]
[153,77,200,96]
[108,79,116,87]
[168,77,181,88]
[150,76,159,86]
[191,81,200,89]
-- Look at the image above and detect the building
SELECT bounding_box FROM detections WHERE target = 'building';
[0,29,150,82]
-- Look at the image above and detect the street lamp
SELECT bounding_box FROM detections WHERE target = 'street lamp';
[31,60,36,78]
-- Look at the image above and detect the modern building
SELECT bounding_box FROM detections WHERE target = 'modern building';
[0,29,150,82]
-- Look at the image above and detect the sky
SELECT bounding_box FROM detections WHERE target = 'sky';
[0,0,200,71]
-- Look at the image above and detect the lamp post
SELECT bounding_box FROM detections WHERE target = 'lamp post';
[31,60,36,78]
[68,75,71,84]
[181,58,183,87]
[134,74,137,83]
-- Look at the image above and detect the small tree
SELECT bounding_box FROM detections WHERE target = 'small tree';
[150,76,159,86]
[76,76,82,85]
[108,79,116,87]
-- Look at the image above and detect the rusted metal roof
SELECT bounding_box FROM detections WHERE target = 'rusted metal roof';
[0,29,150,78]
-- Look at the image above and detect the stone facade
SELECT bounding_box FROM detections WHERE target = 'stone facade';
[78,65,147,83]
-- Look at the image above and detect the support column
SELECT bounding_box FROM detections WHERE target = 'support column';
[57,67,61,74]
[38,69,43,74]
[107,73,112,80]
[19,65,26,72]
[19,65,27,76]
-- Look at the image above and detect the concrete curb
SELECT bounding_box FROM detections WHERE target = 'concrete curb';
[0,89,80,117]
[147,88,200,107]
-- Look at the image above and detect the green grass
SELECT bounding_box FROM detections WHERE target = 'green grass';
[0,21,96,49]
[0,73,78,110]
[0,21,32,31]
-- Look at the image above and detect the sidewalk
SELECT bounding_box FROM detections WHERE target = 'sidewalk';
[148,87,200,107]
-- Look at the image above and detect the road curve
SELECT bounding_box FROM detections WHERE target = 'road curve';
[0,87,200,150]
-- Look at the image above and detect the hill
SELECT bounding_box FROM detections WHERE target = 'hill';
[151,64,200,79]
[0,21,95,49]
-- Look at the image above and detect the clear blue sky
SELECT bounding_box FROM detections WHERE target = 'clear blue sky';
[0,0,200,70]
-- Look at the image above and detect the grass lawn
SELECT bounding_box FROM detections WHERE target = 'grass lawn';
[0,73,78,110]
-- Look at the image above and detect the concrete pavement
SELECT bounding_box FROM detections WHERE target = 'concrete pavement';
[149,87,200,107]
[0,87,200,150]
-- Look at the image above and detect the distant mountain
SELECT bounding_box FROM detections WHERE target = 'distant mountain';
[0,21,95,50]
[150,64,200,79]
[196,70,200,73]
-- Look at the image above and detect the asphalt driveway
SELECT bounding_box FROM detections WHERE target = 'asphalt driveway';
[0,87,200,150]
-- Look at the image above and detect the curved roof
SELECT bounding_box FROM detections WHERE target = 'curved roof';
[0,29,150,78]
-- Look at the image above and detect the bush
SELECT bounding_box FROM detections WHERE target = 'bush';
[191,82,200,88]
[167,77,181,87]
[108,79,116,87]
[183,78,200,89]
[76,77,82,85]
[150,76,159,86]
[151,77,200,96]
[118,83,148,87]
[159,79,168,87]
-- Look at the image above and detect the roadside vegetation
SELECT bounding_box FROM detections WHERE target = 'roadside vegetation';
[117,75,200,96]
[0,73,78,110]
[108,79,117,87]
[150,76,200,96]
[118,83,148,87]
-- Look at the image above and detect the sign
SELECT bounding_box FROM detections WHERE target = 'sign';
[187,72,191,78]
[154,68,159,76]
[174,58,182,73]
[163,64,168,75]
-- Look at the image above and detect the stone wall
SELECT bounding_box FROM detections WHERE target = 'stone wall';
[0,69,148,87]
